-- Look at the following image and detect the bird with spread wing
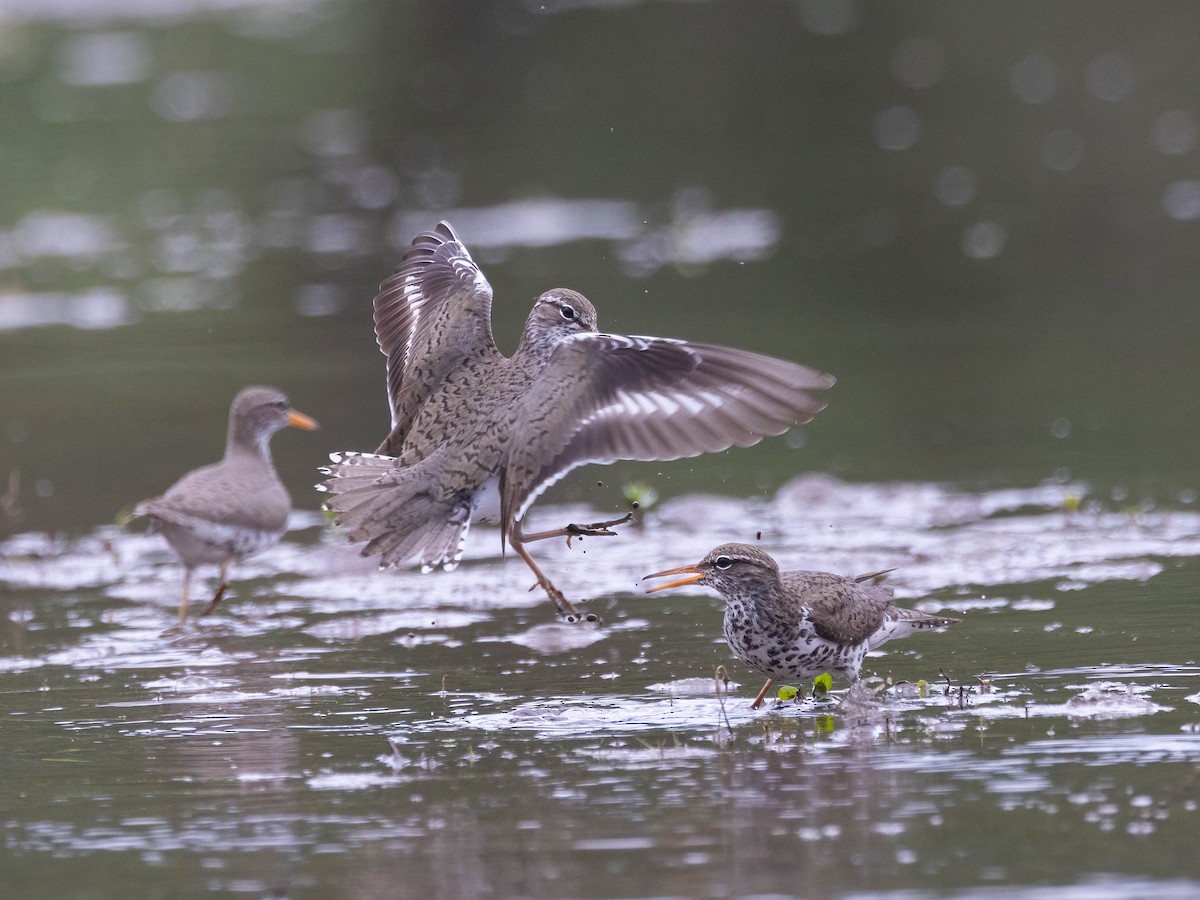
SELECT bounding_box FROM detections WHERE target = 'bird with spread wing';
[320,222,835,620]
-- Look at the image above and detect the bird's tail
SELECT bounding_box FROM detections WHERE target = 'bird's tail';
[318,450,470,571]
[869,606,960,650]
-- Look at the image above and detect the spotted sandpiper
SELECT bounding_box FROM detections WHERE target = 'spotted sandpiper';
[321,222,835,621]
[644,543,959,707]
[134,385,318,621]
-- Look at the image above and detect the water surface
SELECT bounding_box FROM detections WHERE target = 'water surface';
[6,479,1200,897]
[4,1,1200,897]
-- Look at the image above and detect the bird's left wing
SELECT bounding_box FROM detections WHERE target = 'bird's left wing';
[500,332,835,528]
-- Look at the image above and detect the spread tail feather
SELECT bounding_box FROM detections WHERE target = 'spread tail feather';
[319,450,469,571]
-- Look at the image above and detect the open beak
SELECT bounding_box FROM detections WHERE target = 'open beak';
[287,409,320,431]
[642,563,704,593]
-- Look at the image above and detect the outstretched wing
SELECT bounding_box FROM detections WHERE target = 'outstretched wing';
[500,332,835,528]
[374,222,501,454]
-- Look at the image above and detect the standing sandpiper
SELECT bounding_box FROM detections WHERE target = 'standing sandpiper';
[134,386,318,621]
[644,543,959,707]
[321,222,835,620]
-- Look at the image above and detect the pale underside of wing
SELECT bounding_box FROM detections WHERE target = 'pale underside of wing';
[500,332,836,527]
[373,221,501,453]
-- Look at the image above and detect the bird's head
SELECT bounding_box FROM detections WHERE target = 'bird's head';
[526,289,598,341]
[642,542,781,599]
[228,385,318,456]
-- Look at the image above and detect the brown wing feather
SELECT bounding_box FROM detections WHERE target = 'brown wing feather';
[500,332,834,527]
[784,570,895,645]
[373,222,501,454]
[136,461,289,533]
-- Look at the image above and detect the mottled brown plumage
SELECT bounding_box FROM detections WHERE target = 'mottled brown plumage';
[134,386,318,621]
[644,543,959,707]
[321,223,835,620]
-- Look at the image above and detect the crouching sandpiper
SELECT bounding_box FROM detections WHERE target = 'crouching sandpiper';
[644,543,959,708]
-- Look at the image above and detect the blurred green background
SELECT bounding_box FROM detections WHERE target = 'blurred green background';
[2,0,1199,534]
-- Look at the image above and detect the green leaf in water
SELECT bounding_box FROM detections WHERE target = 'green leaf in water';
[776,685,799,701]
[621,481,658,509]
[812,673,833,695]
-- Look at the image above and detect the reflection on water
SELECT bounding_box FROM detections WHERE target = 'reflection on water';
[5,483,1200,894]
[0,288,131,331]
[0,189,781,334]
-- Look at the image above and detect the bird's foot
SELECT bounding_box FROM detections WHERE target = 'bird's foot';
[520,513,634,549]
[527,578,603,625]
[750,678,776,709]
[561,512,634,548]
[200,581,229,617]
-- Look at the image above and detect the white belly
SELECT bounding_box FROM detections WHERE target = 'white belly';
[470,472,502,524]
[159,519,282,566]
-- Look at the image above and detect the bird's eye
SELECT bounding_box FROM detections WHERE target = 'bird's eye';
[560,305,576,321]
[715,556,732,570]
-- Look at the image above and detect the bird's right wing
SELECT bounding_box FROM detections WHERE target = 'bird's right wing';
[374,222,502,454]
[796,570,895,645]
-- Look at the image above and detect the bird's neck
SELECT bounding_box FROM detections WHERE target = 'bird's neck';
[225,425,273,465]
[513,326,565,365]
[728,576,788,621]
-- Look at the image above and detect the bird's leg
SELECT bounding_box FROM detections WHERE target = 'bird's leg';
[750,678,775,710]
[178,568,193,624]
[510,535,601,624]
[200,561,231,617]
[515,512,634,549]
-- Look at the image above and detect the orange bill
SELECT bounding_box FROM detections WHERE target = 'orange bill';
[642,563,704,593]
[287,409,320,431]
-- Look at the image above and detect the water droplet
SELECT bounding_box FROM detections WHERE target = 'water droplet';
[1009,53,1057,104]
[296,284,344,317]
[1042,128,1084,172]
[933,166,977,206]
[798,0,862,36]
[873,105,921,151]
[1086,52,1136,102]
[892,37,946,89]
[151,70,235,122]
[351,166,399,210]
[1162,181,1200,220]
[1152,110,1198,155]
[58,31,151,86]
[300,109,367,157]
[962,221,1007,260]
